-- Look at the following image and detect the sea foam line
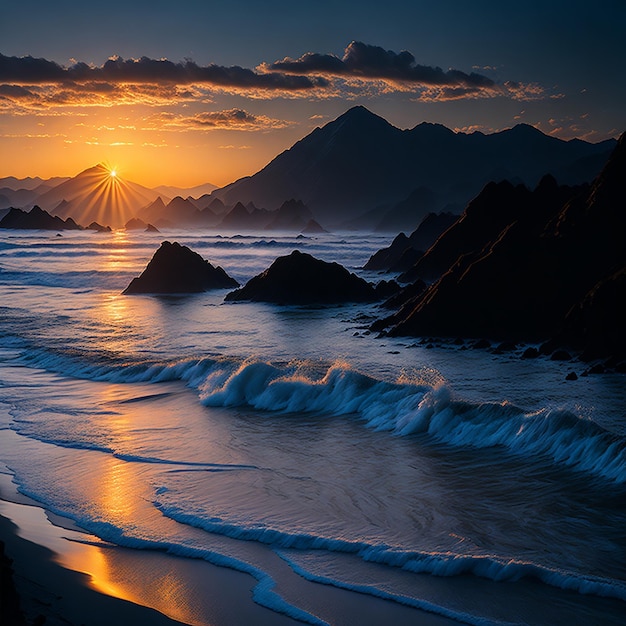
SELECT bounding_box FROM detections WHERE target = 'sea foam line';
[12,346,626,483]
[8,476,328,626]
[153,499,626,604]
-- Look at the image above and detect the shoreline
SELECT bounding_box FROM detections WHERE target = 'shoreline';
[0,504,190,626]
[0,493,461,626]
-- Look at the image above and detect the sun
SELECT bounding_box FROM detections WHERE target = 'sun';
[110,169,117,178]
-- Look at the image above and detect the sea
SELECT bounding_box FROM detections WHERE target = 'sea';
[0,228,625,625]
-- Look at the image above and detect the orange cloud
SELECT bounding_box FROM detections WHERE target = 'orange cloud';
[142,109,292,132]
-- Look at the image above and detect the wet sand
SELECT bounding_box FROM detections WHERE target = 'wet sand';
[0,494,459,626]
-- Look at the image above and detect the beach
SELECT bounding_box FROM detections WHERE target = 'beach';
[0,493,459,626]
[0,229,624,625]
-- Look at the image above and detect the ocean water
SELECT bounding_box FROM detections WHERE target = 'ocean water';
[0,228,625,625]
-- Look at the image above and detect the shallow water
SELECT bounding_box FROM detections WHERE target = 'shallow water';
[0,228,625,625]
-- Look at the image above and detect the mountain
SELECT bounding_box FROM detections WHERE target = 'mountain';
[376,132,626,359]
[0,206,82,230]
[33,164,165,229]
[152,182,218,199]
[364,212,458,272]
[211,106,616,228]
[215,199,319,231]
[0,176,70,192]
[265,199,314,231]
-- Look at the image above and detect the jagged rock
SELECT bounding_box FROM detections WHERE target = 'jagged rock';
[565,371,578,381]
[225,250,379,304]
[471,339,491,350]
[364,212,457,273]
[87,221,111,232]
[559,267,626,360]
[123,241,238,295]
[550,350,572,361]
[521,347,539,359]
[375,134,625,358]
[0,206,82,230]
[145,223,160,233]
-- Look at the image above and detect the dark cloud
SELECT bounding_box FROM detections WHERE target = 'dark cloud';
[145,109,291,131]
[269,41,496,89]
[0,53,326,91]
[0,84,36,98]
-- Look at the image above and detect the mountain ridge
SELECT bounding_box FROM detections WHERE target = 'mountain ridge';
[211,106,616,230]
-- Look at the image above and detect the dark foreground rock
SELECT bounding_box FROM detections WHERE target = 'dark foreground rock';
[123,241,239,294]
[559,267,626,361]
[364,212,458,273]
[0,206,82,230]
[225,249,381,304]
[376,131,626,361]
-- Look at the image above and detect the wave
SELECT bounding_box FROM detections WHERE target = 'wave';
[12,345,626,484]
[10,481,327,626]
[154,498,626,605]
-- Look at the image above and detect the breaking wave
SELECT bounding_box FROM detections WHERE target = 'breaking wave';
[13,345,626,484]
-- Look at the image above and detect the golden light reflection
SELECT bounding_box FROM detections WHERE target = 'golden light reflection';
[70,383,203,625]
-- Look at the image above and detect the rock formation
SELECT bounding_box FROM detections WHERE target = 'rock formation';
[0,206,82,230]
[225,249,383,304]
[377,132,626,360]
[123,241,239,294]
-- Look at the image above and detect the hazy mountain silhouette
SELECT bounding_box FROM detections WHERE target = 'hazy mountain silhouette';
[215,198,321,231]
[152,181,218,199]
[33,164,164,229]
[0,175,70,191]
[0,179,71,210]
[364,212,458,272]
[0,206,81,230]
[212,106,615,229]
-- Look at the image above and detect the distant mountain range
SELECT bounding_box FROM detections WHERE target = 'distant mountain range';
[152,181,218,199]
[212,106,616,231]
[0,106,618,232]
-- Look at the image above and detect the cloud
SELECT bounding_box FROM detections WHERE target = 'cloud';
[0,53,326,91]
[143,109,292,132]
[268,41,494,86]
[265,41,543,101]
[0,44,544,112]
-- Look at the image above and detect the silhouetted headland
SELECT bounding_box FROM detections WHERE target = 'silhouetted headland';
[374,133,626,362]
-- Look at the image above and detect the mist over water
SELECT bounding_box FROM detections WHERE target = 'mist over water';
[1,228,625,625]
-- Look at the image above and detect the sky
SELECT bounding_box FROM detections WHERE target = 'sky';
[1,0,625,188]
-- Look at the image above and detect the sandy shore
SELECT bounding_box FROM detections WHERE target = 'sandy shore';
[0,509,188,626]
[0,476,298,626]
[0,461,462,626]
[0,492,462,626]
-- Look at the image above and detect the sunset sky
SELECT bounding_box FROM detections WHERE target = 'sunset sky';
[1,0,624,189]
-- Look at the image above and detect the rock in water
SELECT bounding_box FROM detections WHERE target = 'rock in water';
[123,241,238,294]
[225,249,378,304]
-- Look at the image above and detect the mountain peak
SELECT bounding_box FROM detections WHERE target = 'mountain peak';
[410,121,455,137]
[503,123,547,138]
[333,105,394,130]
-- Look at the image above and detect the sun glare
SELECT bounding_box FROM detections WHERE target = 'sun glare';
[110,169,117,177]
